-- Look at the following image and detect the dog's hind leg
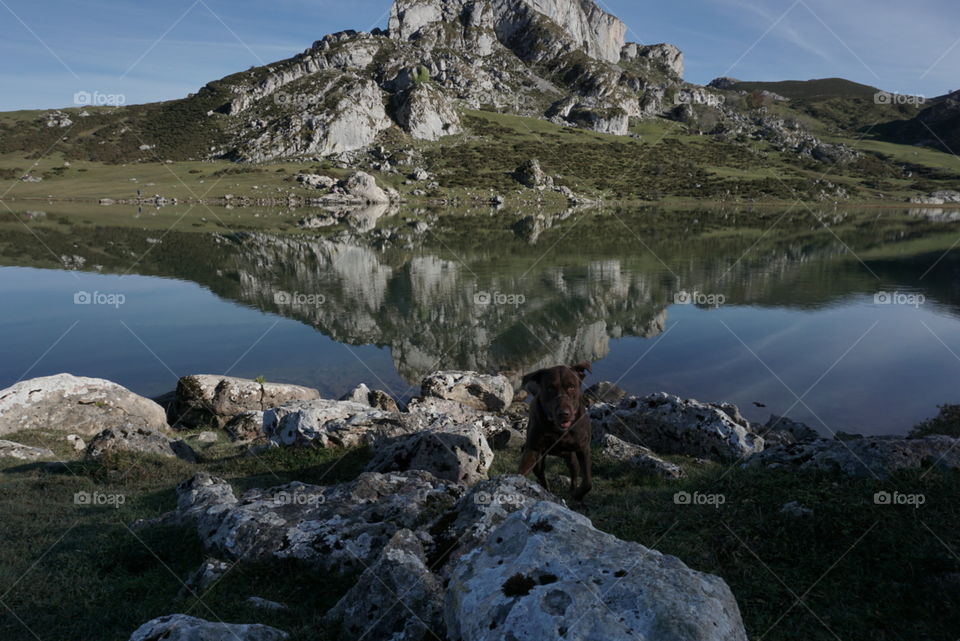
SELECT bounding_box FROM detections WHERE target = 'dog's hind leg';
[564,453,580,496]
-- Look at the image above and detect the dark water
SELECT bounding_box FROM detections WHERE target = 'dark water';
[2,204,960,436]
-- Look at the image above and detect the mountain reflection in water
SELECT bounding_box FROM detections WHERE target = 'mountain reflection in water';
[1,204,959,436]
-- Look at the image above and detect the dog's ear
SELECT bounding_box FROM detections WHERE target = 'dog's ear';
[570,362,592,382]
[521,369,545,396]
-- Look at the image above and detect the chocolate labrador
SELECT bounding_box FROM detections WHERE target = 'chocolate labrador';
[518,362,593,500]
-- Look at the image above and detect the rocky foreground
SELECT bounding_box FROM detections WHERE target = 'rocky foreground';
[1,371,958,640]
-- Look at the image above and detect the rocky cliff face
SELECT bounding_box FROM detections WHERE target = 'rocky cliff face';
[389,0,627,63]
[201,0,856,166]
[200,0,693,161]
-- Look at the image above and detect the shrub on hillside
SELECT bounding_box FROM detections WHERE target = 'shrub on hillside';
[910,404,960,438]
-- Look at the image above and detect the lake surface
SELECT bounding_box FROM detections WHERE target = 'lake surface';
[2,203,960,435]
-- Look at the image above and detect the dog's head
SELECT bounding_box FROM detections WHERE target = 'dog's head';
[522,362,592,430]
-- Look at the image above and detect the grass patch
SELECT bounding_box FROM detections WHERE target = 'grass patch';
[0,435,372,641]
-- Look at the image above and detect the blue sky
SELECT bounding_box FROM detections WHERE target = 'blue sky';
[0,0,957,111]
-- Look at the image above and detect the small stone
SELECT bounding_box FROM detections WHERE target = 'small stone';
[0,440,55,460]
[128,614,288,641]
[245,596,289,612]
[86,425,196,463]
[780,501,814,518]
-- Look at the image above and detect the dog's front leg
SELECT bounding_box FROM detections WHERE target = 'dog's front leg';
[520,449,549,491]
[564,453,580,496]
[574,449,592,500]
[534,454,549,491]
[518,448,538,475]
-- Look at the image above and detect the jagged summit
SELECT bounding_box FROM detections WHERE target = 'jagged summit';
[388,0,627,63]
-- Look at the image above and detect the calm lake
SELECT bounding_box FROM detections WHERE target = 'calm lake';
[1,203,959,436]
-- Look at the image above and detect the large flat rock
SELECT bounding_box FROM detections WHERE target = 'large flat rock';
[0,374,168,437]
[173,375,320,429]
[446,501,748,641]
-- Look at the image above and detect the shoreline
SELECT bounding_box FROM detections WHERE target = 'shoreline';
[1,194,956,211]
[1,370,957,641]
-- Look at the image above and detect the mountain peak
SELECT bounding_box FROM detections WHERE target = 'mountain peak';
[388,0,627,63]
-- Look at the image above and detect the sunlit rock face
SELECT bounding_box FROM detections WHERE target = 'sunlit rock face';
[388,0,627,63]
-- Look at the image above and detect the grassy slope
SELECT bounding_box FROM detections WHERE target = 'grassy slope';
[729,78,881,100]
[4,103,960,206]
[722,78,925,130]
[1,428,958,641]
[424,110,960,203]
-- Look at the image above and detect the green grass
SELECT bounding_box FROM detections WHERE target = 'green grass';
[2,428,958,641]
[840,138,960,175]
[421,110,820,202]
[0,153,347,202]
[0,429,370,641]
[3,101,960,206]
[0,96,960,206]
[726,78,882,101]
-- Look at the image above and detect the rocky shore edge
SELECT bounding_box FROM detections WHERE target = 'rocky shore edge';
[1,371,958,640]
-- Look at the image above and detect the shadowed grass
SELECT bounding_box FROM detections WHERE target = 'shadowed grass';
[1,430,958,641]
[491,446,960,641]
[0,433,371,641]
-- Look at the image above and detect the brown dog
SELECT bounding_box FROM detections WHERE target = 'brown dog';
[518,362,593,500]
